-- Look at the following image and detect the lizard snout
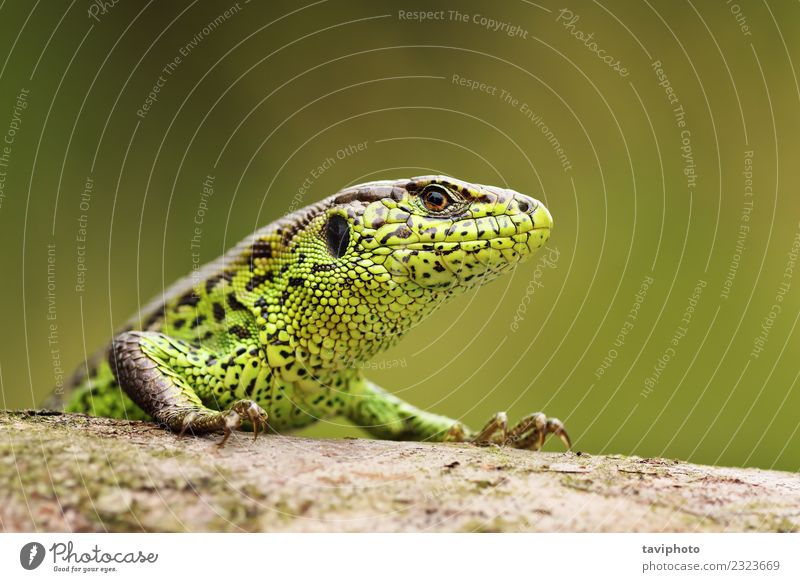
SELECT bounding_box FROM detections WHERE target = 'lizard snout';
[514,193,553,232]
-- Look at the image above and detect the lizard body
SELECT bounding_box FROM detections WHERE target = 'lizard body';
[53,176,569,448]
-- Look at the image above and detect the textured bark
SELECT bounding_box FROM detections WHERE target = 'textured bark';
[1,410,798,532]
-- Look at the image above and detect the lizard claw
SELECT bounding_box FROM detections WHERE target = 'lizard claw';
[177,412,199,439]
[444,421,469,442]
[547,417,572,450]
[216,400,269,448]
[471,411,507,444]
[246,401,269,441]
[172,400,268,448]
[467,411,571,451]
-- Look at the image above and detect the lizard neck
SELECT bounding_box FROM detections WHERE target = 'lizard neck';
[264,273,448,375]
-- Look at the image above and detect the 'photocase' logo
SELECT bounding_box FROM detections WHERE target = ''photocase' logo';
[20,542,46,570]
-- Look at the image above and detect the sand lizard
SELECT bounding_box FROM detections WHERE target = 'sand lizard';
[50,176,570,449]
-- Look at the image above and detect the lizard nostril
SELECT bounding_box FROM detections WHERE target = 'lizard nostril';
[516,198,534,214]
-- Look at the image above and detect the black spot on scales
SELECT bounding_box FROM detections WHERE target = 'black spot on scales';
[212,302,226,322]
[229,326,250,339]
[245,378,257,396]
[311,263,336,273]
[250,239,272,260]
[246,273,273,292]
[177,291,201,307]
[379,226,413,245]
[205,275,223,295]
[333,188,389,205]
[227,293,246,311]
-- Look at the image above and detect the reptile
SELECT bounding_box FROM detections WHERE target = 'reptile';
[48,175,570,450]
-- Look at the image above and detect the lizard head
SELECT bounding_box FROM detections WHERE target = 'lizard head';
[335,175,553,292]
[262,176,552,365]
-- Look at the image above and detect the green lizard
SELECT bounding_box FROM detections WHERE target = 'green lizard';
[49,176,570,449]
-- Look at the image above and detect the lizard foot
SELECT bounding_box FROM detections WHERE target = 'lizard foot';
[178,399,268,448]
[470,411,571,451]
[444,421,469,443]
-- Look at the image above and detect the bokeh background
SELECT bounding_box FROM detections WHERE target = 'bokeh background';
[0,0,797,471]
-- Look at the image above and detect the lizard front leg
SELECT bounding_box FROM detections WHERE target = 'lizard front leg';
[109,331,267,446]
[344,377,464,442]
[344,377,570,450]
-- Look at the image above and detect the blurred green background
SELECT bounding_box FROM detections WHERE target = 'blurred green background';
[0,0,797,471]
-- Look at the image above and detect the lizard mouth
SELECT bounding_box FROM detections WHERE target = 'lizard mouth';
[387,201,552,251]
[379,202,552,249]
[394,228,550,252]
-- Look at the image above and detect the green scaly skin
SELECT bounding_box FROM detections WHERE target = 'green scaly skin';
[52,176,570,449]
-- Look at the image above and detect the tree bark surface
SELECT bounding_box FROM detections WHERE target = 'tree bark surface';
[1,410,797,532]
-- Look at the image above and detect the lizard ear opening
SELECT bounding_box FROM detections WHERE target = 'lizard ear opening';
[325,214,350,258]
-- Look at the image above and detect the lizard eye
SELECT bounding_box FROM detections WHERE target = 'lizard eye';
[325,214,350,258]
[421,185,452,212]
